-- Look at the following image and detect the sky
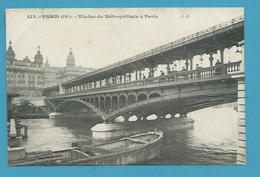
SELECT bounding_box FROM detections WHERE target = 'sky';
[6,8,243,69]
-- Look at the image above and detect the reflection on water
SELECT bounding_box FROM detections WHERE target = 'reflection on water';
[20,105,238,164]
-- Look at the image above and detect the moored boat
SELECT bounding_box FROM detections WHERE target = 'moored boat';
[9,130,163,166]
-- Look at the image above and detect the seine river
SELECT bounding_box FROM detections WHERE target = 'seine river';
[19,104,238,165]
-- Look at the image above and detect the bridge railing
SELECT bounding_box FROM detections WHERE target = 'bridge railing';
[56,61,242,98]
[141,60,242,83]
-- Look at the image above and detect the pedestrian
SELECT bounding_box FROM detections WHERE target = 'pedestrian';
[215,59,221,75]
[196,64,201,78]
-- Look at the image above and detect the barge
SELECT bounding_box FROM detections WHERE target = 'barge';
[9,130,163,166]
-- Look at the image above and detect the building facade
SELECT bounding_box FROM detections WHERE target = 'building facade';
[7,41,44,99]
[43,60,60,88]
[6,41,94,104]
[57,48,94,83]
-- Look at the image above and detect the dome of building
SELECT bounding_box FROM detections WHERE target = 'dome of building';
[66,48,75,67]
[7,41,15,60]
[34,46,43,67]
[23,56,30,62]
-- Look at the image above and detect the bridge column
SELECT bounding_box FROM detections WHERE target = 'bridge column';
[98,97,101,109]
[185,60,189,70]
[58,84,65,94]
[149,67,155,77]
[119,75,122,83]
[209,53,214,67]
[128,73,132,82]
[117,98,120,110]
[135,70,138,81]
[112,76,116,84]
[166,64,171,75]
[123,74,126,83]
[190,57,193,71]
[103,97,106,111]
[236,77,246,164]
[125,96,128,106]
[107,98,112,112]
[220,48,225,64]
[138,70,142,80]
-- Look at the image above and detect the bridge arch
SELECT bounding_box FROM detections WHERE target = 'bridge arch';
[111,93,119,98]
[127,94,136,105]
[118,93,127,97]
[137,93,148,102]
[55,98,107,120]
[105,96,112,112]
[119,95,127,108]
[105,87,237,122]
[95,96,99,108]
[112,95,119,111]
[81,97,87,102]
[45,100,56,112]
[149,92,161,99]
[90,97,95,105]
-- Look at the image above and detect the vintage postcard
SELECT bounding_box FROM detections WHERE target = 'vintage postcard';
[6,8,245,166]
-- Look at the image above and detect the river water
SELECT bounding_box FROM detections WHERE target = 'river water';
[19,104,238,165]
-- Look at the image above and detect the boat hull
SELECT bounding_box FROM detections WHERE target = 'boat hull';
[64,134,162,165]
[9,131,163,166]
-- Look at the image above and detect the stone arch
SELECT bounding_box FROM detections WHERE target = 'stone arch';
[119,95,127,108]
[86,97,90,103]
[94,96,100,108]
[137,93,147,102]
[55,98,106,120]
[112,95,119,111]
[127,94,136,105]
[149,92,161,99]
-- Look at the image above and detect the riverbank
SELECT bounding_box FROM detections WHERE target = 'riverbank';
[13,113,49,119]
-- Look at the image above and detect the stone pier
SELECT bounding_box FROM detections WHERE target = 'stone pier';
[91,117,195,140]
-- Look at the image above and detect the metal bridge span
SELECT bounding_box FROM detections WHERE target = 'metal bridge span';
[43,16,245,164]
[46,64,241,122]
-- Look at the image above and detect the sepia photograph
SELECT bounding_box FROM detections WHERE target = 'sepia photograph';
[6,8,245,166]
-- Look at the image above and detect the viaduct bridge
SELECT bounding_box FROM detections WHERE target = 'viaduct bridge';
[43,16,245,164]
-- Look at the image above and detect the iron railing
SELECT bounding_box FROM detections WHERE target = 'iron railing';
[51,61,242,98]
